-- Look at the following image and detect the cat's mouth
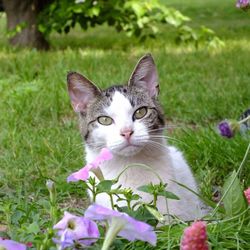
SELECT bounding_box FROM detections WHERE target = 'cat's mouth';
[121,143,140,150]
[113,142,143,156]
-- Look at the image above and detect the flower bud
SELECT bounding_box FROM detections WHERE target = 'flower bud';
[244,187,250,205]
[236,0,250,10]
[217,120,240,138]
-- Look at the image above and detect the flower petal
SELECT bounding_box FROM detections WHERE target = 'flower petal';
[67,165,91,182]
[244,187,250,205]
[0,238,27,250]
[67,148,112,183]
[85,204,157,246]
[91,148,113,168]
[53,212,99,248]
[53,211,76,230]
[180,221,209,250]
[118,215,157,245]
[85,204,121,221]
[218,121,234,138]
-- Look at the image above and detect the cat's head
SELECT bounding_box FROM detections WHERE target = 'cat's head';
[67,54,165,156]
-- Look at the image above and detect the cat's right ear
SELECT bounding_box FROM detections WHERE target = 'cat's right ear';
[67,72,101,113]
[128,54,159,98]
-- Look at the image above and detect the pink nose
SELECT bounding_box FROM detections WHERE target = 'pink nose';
[120,128,134,140]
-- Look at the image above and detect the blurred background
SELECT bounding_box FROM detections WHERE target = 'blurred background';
[0,0,249,247]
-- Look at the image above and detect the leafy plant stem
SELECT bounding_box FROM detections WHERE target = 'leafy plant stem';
[127,200,131,211]
[239,115,250,124]
[101,217,125,250]
[153,193,157,207]
[92,185,96,203]
[109,193,114,210]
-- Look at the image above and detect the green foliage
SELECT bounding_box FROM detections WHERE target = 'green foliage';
[222,170,247,217]
[137,183,180,200]
[145,205,165,224]
[96,179,115,193]
[39,0,188,39]
[6,21,27,38]
[38,0,222,47]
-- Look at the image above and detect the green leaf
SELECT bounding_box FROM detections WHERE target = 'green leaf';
[87,6,100,17]
[158,190,180,200]
[126,2,146,17]
[72,6,83,14]
[145,205,165,223]
[27,222,40,234]
[96,180,114,193]
[131,194,141,201]
[138,184,179,199]
[137,184,154,194]
[222,170,247,217]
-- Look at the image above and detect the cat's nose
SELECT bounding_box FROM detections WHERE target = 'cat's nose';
[120,128,134,140]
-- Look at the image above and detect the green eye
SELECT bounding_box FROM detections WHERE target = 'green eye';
[134,107,148,120]
[97,116,113,126]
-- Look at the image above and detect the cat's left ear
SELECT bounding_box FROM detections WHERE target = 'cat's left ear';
[128,53,159,98]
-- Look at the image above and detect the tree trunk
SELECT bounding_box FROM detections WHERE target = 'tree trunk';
[2,0,50,50]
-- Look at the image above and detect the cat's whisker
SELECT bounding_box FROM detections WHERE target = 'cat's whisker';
[149,134,178,140]
[144,141,166,152]
[135,134,182,143]
[145,141,174,153]
[86,142,105,147]
[107,141,126,151]
[135,137,173,152]
[146,124,182,133]
[136,140,168,154]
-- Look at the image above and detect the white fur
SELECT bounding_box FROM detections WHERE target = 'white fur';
[86,91,203,222]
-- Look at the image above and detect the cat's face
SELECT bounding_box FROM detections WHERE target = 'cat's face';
[67,54,165,156]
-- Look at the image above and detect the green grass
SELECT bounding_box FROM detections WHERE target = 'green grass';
[0,0,249,249]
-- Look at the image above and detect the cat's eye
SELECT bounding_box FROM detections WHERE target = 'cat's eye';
[133,107,148,120]
[97,116,113,126]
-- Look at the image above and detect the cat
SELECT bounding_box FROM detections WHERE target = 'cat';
[67,54,204,221]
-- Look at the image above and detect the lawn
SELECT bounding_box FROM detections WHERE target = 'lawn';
[0,0,249,249]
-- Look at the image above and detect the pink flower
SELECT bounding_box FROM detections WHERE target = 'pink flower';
[0,238,27,250]
[180,221,209,250]
[53,211,99,249]
[244,187,250,205]
[26,242,33,248]
[85,204,157,246]
[236,0,250,10]
[67,148,113,182]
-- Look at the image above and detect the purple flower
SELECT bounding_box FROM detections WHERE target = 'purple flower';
[85,204,157,248]
[217,119,241,138]
[0,238,26,250]
[53,211,99,249]
[236,0,250,10]
[180,221,209,250]
[218,121,234,138]
[67,148,113,182]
